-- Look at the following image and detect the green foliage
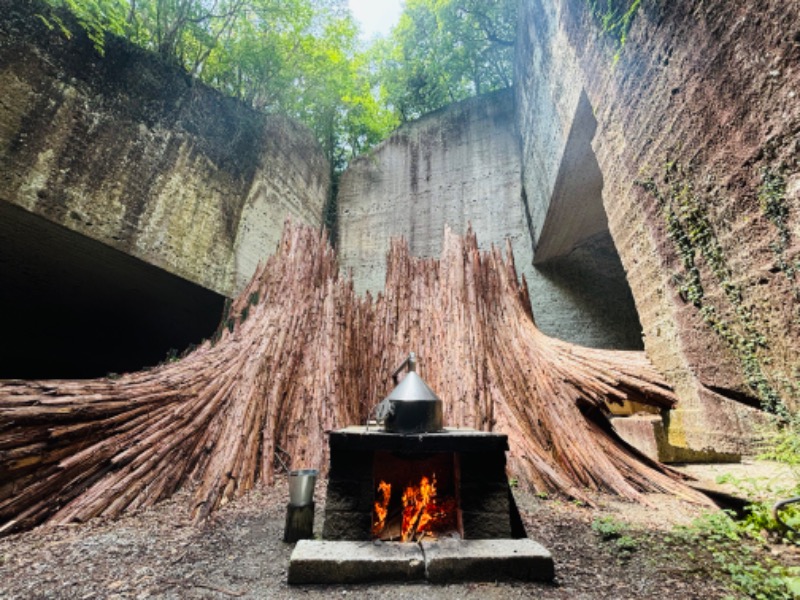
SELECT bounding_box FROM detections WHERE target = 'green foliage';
[760,169,789,250]
[39,0,514,176]
[35,11,73,40]
[43,0,127,54]
[591,517,638,558]
[211,298,233,345]
[714,472,800,543]
[674,509,799,599]
[614,534,638,554]
[759,169,800,307]
[163,347,180,363]
[635,163,784,414]
[38,0,397,174]
[760,413,800,467]
[373,0,516,121]
[585,0,641,61]
[591,515,624,540]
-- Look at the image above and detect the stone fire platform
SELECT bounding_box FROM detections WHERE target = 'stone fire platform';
[287,539,555,584]
[324,426,524,541]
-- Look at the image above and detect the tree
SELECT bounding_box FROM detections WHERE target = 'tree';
[374,0,517,121]
[39,0,514,178]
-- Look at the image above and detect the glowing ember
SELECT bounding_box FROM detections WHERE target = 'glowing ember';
[372,473,458,541]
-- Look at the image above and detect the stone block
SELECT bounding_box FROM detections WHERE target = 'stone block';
[422,539,555,583]
[321,510,372,541]
[461,511,512,539]
[288,540,425,584]
[611,415,740,463]
[611,415,663,461]
[325,479,374,512]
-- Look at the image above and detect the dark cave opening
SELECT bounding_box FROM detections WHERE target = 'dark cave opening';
[0,201,226,379]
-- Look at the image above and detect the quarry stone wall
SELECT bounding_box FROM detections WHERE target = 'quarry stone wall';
[0,2,329,298]
[516,0,800,452]
[4,0,798,455]
[338,88,643,350]
[338,89,527,294]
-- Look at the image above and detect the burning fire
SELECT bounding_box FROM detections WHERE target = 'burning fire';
[372,473,458,542]
[372,480,392,536]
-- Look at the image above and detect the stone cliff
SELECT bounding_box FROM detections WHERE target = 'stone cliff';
[337,88,643,350]
[516,0,799,451]
[0,2,329,377]
[2,0,798,457]
[0,2,328,297]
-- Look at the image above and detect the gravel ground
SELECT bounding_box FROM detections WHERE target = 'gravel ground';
[0,463,796,599]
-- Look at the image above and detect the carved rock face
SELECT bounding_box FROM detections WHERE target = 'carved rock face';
[515,0,800,451]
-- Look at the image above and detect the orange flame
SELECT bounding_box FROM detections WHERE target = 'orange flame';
[372,473,458,542]
[372,480,392,536]
[401,474,437,542]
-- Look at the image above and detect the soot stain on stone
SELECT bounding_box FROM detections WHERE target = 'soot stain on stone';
[409,140,420,194]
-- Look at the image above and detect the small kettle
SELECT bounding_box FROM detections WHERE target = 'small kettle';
[374,352,444,434]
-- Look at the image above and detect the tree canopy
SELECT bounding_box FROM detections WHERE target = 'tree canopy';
[41,0,517,172]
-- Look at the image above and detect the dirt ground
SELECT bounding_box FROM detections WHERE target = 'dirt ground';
[0,462,797,600]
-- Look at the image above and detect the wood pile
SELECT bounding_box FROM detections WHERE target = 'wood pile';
[0,223,708,535]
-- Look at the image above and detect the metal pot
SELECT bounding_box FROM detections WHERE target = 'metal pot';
[375,353,443,434]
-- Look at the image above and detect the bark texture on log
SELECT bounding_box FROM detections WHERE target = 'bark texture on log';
[0,223,707,535]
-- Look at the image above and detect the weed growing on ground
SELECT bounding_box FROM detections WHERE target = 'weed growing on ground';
[672,510,799,599]
[591,516,639,559]
[714,472,800,544]
[592,515,625,540]
[675,434,800,599]
[760,413,800,467]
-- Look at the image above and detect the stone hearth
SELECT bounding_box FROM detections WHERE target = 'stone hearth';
[287,426,554,585]
[323,426,526,541]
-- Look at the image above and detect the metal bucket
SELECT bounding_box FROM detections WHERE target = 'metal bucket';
[288,469,318,506]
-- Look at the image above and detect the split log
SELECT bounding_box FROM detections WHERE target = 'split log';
[0,223,708,535]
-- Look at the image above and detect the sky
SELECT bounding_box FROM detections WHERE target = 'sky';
[348,0,403,40]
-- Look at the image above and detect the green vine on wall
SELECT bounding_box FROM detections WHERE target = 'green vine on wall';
[759,169,800,301]
[585,0,641,61]
[636,162,785,415]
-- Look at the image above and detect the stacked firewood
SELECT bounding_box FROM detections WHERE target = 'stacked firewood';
[0,223,706,535]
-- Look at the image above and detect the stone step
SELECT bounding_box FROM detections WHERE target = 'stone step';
[287,539,554,585]
[611,414,741,463]
[288,540,424,584]
[422,538,555,584]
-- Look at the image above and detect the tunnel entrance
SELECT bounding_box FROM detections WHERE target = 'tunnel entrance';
[0,201,226,379]
[532,90,643,350]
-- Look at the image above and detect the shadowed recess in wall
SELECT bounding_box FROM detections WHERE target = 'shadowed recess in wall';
[532,90,643,349]
[0,202,225,379]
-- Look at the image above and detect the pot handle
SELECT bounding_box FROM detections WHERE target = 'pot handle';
[391,352,417,384]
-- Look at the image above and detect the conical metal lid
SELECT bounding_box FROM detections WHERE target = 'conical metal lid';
[383,371,441,402]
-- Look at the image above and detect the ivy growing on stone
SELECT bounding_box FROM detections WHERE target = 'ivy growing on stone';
[759,169,800,302]
[585,0,641,61]
[636,162,785,415]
